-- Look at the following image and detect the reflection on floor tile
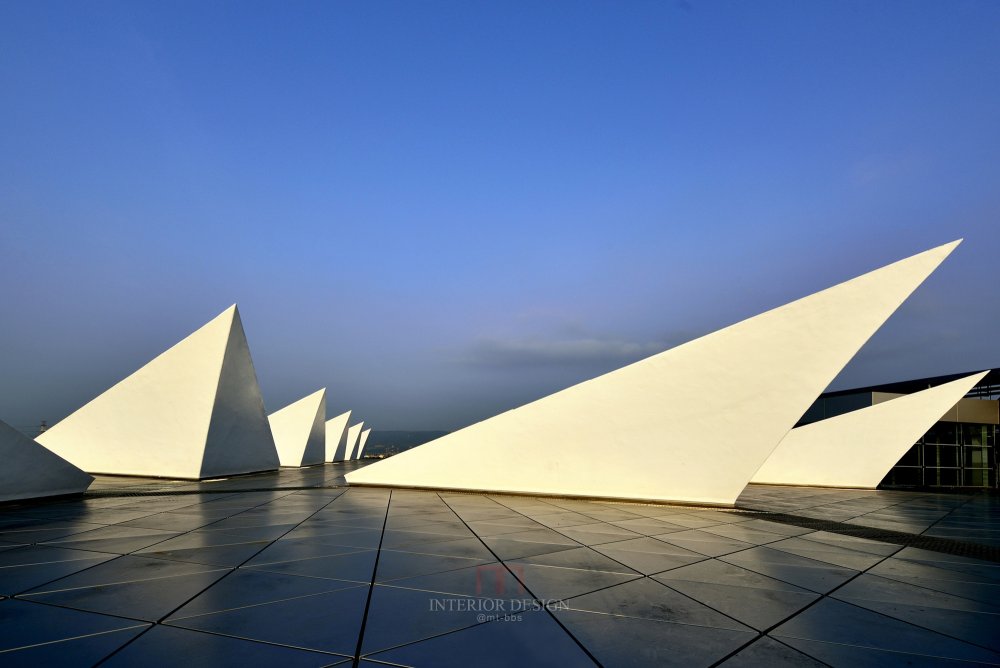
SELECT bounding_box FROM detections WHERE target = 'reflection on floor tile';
[1,470,997,666]
[0,598,146,651]
[556,608,756,666]
[167,585,369,656]
[369,610,596,667]
[771,598,1000,663]
[718,635,826,667]
[100,625,346,667]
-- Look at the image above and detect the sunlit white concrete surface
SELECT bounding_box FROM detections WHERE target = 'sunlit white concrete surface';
[326,410,352,462]
[346,422,364,460]
[38,305,279,479]
[357,428,372,458]
[269,389,326,467]
[0,419,93,502]
[752,371,988,488]
[348,242,960,505]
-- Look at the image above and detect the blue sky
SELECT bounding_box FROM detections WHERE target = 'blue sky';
[2,1,998,431]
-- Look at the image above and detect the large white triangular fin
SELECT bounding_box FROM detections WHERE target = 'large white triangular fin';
[200,307,280,477]
[346,422,364,460]
[269,389,326,467]
[1,419,93,502]
[752,371,988,488]
[357,428,372,458]
[347,241,960,505]
[326,410,353,462]
[38,305,277,479]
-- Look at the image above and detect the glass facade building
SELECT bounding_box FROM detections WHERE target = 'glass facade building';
[801,369,1000,489]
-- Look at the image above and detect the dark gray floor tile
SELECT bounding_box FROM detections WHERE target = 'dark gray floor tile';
[168,585,369,656]
[506,562,640,600]
[0,554,116,595]
[718,636,826,667]
[245,549,377,582]
[556,608,757,667]
[531,512,600,528]
[555,524,643,545]
[137,541,270,567]
[778,636,999,667]
[479,536,578,561]
[463,520,542,537]
[24,554,224,592]
[41,525,180,554]
[22,569,230,621]
[771,598,1000,663]
[833,572,1000,613]
[512,546,640,575]
[385,562,528,599]
[651,529,754,557]
[610,517,689,534]
[0,543,113,568]
[245,538,368,565]
[869,557,1000,585]
[376,550,491,582]
[490,528,579,545]
[369,610,595,667]
[564,577,751,631]
[721,548,859,593]
[701,524,788,545]
[591,539,707,576]
[117,514,218,532]
[290,528,384,549]
[101,625,345,667]
[795,531,902,556]
[360,584,500,654]
[661,578,818,631]
[168,569,365,620]
[766,537,889,570]
[0,626,147,667]
[0,521,108,544]
[654,559,818,593]
[380,537,492,560]
[0,598,146,651]
[843,596,1000,652]
[201,523,300,540]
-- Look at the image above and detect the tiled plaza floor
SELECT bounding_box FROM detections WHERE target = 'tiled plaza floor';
[1,462,998,666]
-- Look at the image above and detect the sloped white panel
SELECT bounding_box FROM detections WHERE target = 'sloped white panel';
[346,422,364,460]
[357,428,372,458]
[347,241,960,505]
[269,389,326,467]
[752,371,987,488]
[0,419,93,502]
[38,306,279,479]
[326,410,353,462]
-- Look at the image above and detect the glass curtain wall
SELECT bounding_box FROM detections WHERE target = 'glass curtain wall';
[881,423,997,488]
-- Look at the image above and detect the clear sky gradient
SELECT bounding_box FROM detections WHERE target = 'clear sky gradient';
[2,1,998,431]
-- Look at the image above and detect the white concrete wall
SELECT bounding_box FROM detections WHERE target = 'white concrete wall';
[752,371,987,488]
[269,389,326,467]
[347,242,960,505]
[1,419,93,502]
[38,306,279,479]
[326,410,352,462]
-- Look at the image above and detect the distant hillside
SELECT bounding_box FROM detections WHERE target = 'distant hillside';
[362,430,449,457]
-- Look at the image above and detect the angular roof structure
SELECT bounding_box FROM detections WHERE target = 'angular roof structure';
[269,389,326,467]
[0,419,94,502]
[346,241,960,505]
[346,422,364,460]
[325,410,353,462]
[357,428,372,458]
[38,305,279,479]
[751,371,988,488]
